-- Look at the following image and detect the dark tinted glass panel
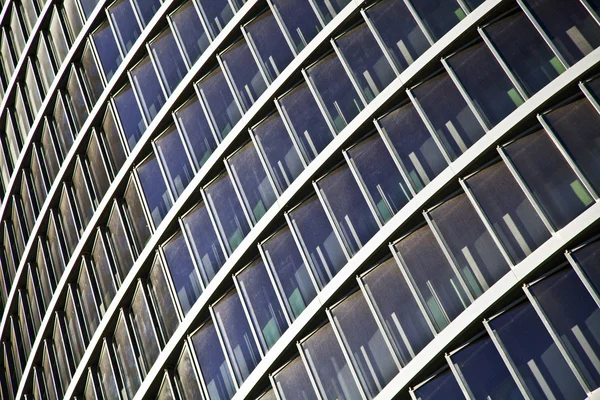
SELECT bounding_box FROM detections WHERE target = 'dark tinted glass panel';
[413,369,464,400]
[91,21,122,81]
[130,285,161,371]
[273,356,317,399]
[81,44,104,104]
[64,289,85,364]
[131,57,166,123]
[107,204,135,280]
[175,345,204,400]
[91,231,117,311]
[53,95,75,158]
[571,239,600,295]
[113,315,141,398]
[124,177,152,248]
[312,0,350,24]
[131,0,161,26]
[113,84,145,150]
[101,107,127,175]
[150,28,188,95]
[196,67,241,139]
[197,0,235,39]
[137,154,172,227]
[154,125,193,199]
[77,260,100,338]
[86,132,111,201]
[148,256,180,341]
[269,0,321,53]
[410,0,464,40]
[174,97,218,170]
[108,0,141,54]
[169,2,210,67]
[72,158,94,227]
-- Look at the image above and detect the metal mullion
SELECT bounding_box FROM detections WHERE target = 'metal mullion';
[325,308,369,400]
[580,81,600,115]
[538,114,598,200]
[360,8,401,76]
[296,339,325,400]
[356,276,404,369]
[199,187,231,258]
[331,38,369,106]
[445,353,476,400]
[193,0,218,41]
[176,218,208,292]
[208,302,242,390]
[342,149,384,227]
[441,57,492,131]
[579,0,600,27]
[478,27,529,101]
[407,88,457,163]
[249,128,284,197]
[402,0,435,45]
[127,66,153,128]
[273,97,311,167]
[306,0,327,29]
[156,241,188,321]
[232,266,268,357]
[265,0,300,57]
[193,79,227,143]
[217,53,248,114]
[301,67,339,137]
[565,249,600,309]
[483,318,534,400]
[312,180,353,260]
[183,336,211,400]
[497,145,557,234]
[523,284,594,393]
[515,0,570,68]
[150,138,178,205]
[389,243,439,336]
[241,24,273,86]
[130,163,159,234]
[224,155,259,227]
[146,39,173,99]
[257,243,296,325]
[424,211,477,301]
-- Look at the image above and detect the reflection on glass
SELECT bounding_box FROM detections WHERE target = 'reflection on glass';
[174,345,203,400]
[98,341,121,400]
[196,67,241,140]
[410,0,464,40]
[169,1,210,67]
[154,125,193,199]
[106,203,135,280]
[81,41,104,104]
[113,314,142,398]
[107,0,141,54]
[273,356,318,399]
[130,57,166,123]
[197,0,236,39]
[150,28,188,96]
[269,0,321,53]
[130,284,161,371]
[91,231,117,312]
[148,255,180,341]
[174,97,218,170]
[312,0,350,24]
[91,21,122,81]
[571,239,600,298]
[413,368,465,400]
[137,154,173,227]
[113,84,146,150]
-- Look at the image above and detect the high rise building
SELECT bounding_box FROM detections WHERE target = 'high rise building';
[1,0,600,398]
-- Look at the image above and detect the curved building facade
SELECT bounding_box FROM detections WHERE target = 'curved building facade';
[1,0,600,399]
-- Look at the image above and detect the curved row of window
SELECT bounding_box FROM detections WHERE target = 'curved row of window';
[1,0,600,398]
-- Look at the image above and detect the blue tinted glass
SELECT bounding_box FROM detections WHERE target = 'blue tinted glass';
[287,196,346,288]
[181,202,226,285]
[196,67,241,139]
[150,28,188,95]
[228,142,277,223]
[197,0,235,39]
[137,154,172,227]
[80,0,100,17]
[170,1,210,67]
[113,84,145,150]
[92,22,122,81]
[162,231,202,315]
[312,0,351,24]
[131,57,166,123]
[411,0,464,40]
[204,173,251,255]
[131,0,161,26]
[108,0,141,54]
[273,356,318,399]
[174,97,218,170]
[414,369,464,400]
[269,0,321,53]
[154,125,193,199]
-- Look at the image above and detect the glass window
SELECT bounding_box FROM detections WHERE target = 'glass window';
[195,67,241,140]
[196,0,235,39]
[123,175,152,249]
[98,340,121,400]
[227,141,277,224]
[261,227,317,320]
[483,11,563,96]
[101,106,127,176]
[244,10,294,83]
[544,97,600,194]
[300,323,362,400]
[154,125,193,199]
[331,290,399,397]
[169,1,210,67]
[10,316,26,382]
[446,41,524,128]
[503,129,593,230]
[5,111,21,166]
[72,157,95,228]
[464,160,551,264]
[113,83,146,150]
[220,38,267,112]
[335,22,395,102]
[130,56,166,124]
[236,259,288,352]
[346,134,411,223]
[130,282,161,372]
[91,21,122,81]
[36,35,56,93]
[63,0,84,39]
[66,66,90,132]
[38,123,59,194]
[37,238,57,310]
[364,0,429,72]
[412,70,486,160]
[77,259,101,339]
[84,368,101,400]
[312,0,350,24]
[204,173,251,255]
[148,255,180,341]
[21,0,39,34]
[428,191,510,298]
[136,153,173,228]
[64,286,86,365]
[488,301,586,400]
[14,85,32,142]
[409,0,464,40]
[269,0,322,54]
[149,27,188,96]
[305,52,364,132]
[47,211,67,281]
[9,3,26,56]
[522,0,600,65]
[91,229,118,312]
[412,368,464,400]
[180,201,226,285]
[174,344,204,400]
[17,290,35,357]
[316,163,380,255]
[42,341,61,400]
[53,93,75,159]
[81,42,104,104]
[393,224,471,331]
[53,315,74,395]
[570,237,600,295]
[157,373,177,400]
[4,223,18,280]
[49,7,70,65]
[32,366,48,400]
[174,97,218,170]
[81,0,100,17]
[107,0,141,55]
[131,0,162,27]
[287,195,346,288]
[26,265,43,332]
[113,312,142,398]
[106,202,135,280]
[273,355,317,399]
[530,267,600,389]
[162,231,203,315]
[212,290,262,384]
[86,130,111,201]
[1,29,15,78]
[190,321,236,400]
[58,184,80,256]
[25,59,43,115]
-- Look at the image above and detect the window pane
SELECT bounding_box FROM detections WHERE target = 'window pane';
[113,314,142,398]
[64,288,86,364]
[393,224,470,330]
[169,2,210,67]
[204,173,251,254]
[174,97,218,170]
[25,60,43,114]
[317,164,380,255]
[503,129,593,229]
[312,0,350,24]
[410,0,464,40]
[101,106,127,175]
[47,212,66,280]
[429,192,510,298]
[137,154,173,228]
[124,176,152,248]
[300,323,362,400]
[53,316,73,394]
[190,321,236,400]
[269,0,321,53]
[331,290,399,397]
[155,125,193,199]
[378,102,448,192]
[77,259,100,338]
[364,0,429,72]
[162,231,202,315]
[360,258,434,366]
[113,84,145,150]
[131,0,161,27]
[228,141,277,223]
[66,68,90,131]
[72,158,94,228]
[196,0,235,39]
[278,81,334,162]
[98,342,120,400]
[86,131,111,201]
[489,301,586,400]
[130,284,161,371]
[91,21,122,81]
[273,356,317,399]
[220,38,267,111]
[49,8,70,65]
[347,134,411,222]
[213,290,262,384]
[287,196,346,288]
[81,0,100,17]
[81,43,104,104]
[447,41,524,128]
[335,22,395,102]
[53,95,75,159]
[174,345,204,400]
[92,230,117,312]
[305,52,364,132]
[107,203,135,280]
[244,10,294,83]
[108,0,141,54]
[149,27,188,95]
[413,368,464,400]
[412,71,485,160]
[237,259,288,351]
[181,202,226,285]
[465,160,551,264]
[571,239,600,296]
[64,0,83,40]
[131,57,166,123]
[196,67,241,139]
[148,255,180,341]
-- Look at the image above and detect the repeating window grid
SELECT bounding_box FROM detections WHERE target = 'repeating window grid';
[206,301,242,391]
